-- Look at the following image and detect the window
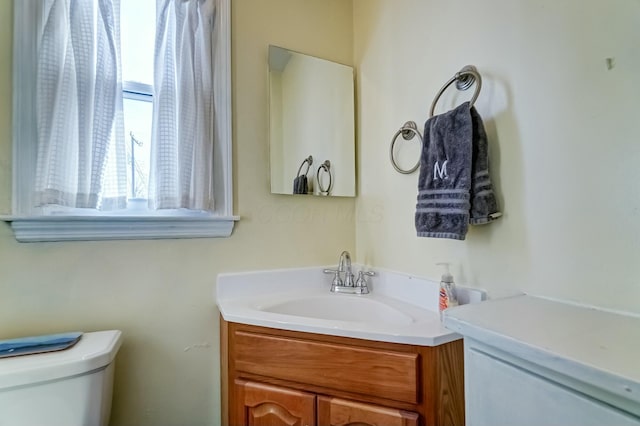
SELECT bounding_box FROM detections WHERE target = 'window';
[9,0,236,241]
[121,0,155,203]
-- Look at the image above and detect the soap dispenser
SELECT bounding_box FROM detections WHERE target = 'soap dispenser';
[437,263,458,320]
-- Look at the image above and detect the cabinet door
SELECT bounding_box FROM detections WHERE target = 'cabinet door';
[317,396,419,426]
[233,380,316,426]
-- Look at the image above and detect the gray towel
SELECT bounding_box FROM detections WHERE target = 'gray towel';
[293,175,308,194]
[415,102,500,240]
[469,106,501,224]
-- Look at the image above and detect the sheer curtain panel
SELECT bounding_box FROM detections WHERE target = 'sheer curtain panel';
[150,0,215,211]
[35,0,127,210]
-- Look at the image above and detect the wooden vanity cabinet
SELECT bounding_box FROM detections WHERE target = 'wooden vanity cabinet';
[221,318,464,426]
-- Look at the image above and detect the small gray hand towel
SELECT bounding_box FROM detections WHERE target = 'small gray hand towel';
[415,102,500,240]
[469,106,501,224]
[293,175,308,194]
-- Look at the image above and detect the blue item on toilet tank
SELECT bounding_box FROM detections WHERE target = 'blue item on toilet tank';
[0,331,83,358]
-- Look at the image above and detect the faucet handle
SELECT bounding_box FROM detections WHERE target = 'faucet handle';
[353,270,371,294]
[323,269,343,291]
[355,270,375,286]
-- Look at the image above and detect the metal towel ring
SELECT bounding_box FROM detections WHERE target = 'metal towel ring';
[296,155,313,177]
[390,121,423,174]
[429,65,482,117]
[316,160,332,195]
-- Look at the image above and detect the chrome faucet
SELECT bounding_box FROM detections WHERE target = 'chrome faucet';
[323,251,374,294]
[338,251,354,287]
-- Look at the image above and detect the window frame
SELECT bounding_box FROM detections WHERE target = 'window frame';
[6,0,237,242]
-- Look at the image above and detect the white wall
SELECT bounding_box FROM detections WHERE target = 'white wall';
[353,0,640,313]
[0,1,355,425]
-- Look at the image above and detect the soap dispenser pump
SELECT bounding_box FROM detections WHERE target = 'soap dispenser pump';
[437,262,458,320]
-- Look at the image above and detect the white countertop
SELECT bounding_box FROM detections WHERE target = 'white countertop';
[444,295,640,409]
[216,266,484,346]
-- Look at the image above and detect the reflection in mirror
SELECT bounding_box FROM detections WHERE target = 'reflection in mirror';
[268,45,355,197]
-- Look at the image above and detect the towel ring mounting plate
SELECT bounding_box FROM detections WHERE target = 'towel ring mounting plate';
[296,155,313,177]
[429,65,482,117]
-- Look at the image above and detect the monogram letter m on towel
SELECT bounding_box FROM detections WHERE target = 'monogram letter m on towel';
[415,102,501,240]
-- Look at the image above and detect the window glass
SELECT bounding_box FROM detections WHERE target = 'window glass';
[121,0,155,204]
[123,97,153,200]
[120,0,156,86]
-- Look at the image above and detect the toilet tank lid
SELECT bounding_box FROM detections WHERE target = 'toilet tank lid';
[0,330,122,391]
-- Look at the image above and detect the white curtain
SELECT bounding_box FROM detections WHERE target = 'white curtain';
[35,0,127,210]
[150,0,215,211]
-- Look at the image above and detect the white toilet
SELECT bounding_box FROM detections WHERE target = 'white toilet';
[0,330,122,426]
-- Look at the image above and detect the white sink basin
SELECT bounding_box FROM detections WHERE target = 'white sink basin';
[216,266,485,346]
[259,295,414,325]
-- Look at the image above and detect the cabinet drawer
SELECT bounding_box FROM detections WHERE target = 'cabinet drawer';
[233,330,419,404]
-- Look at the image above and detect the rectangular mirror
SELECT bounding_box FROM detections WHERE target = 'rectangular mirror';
[268,45,356,197]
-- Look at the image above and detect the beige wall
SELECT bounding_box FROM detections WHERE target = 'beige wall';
[353,0,640,313]
[0,1,354,425]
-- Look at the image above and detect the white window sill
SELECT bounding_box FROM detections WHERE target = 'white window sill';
[1,215,240,242]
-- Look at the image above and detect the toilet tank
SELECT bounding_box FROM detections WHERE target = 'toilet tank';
[0,330,122,426]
